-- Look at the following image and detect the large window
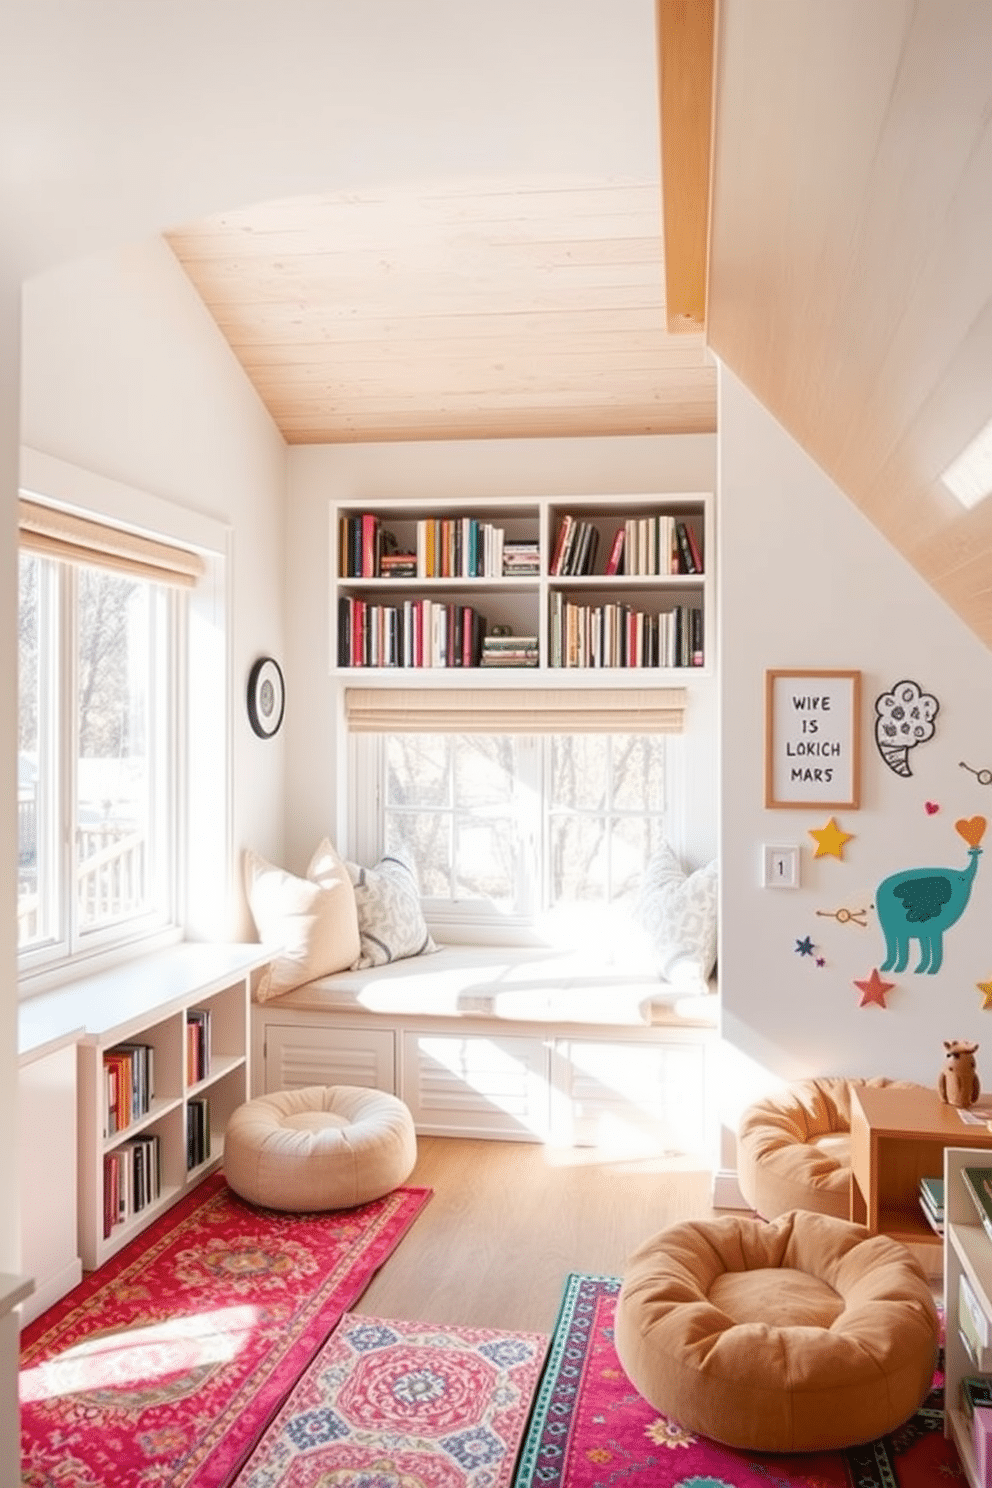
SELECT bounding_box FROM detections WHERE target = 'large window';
[18,543,180,968]
[361,731,674,935]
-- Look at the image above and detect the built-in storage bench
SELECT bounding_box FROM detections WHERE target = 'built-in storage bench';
[251,944,718,1153]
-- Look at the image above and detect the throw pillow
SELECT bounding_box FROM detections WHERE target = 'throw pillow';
[345,853,438,968]
[636,842,718,987]
[244,844,361,1001]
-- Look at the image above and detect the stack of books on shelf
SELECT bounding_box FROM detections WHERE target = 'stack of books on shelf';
[103,1041,154,1137]
[103,1133,161,1238]
[918,1174,944,1235]
[187,1098,210,1171]
[480,633,539,668]
[379,549,417,578]
[549,516,600,576]
[549,594,703,669]
[501,539,540,576]
[338,596,486,668]
[963,1165,992,1243]
[186,1007,212,1085]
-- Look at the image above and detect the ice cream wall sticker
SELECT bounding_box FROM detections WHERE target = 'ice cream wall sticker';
[874,680,939,777]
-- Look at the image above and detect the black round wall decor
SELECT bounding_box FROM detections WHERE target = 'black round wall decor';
[247,656,285,738]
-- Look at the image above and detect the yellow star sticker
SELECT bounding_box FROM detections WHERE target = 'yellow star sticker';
[978,979,992,1010]
[808,817,854,859]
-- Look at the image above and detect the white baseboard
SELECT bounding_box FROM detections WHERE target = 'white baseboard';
[712,1169,751,1211]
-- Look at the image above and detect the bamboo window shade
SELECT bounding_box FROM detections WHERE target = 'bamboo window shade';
[18,499,206,588]
[344,687,686,734]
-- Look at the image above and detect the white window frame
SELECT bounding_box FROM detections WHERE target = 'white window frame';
[348,729,686,946]
[17,449,233,995]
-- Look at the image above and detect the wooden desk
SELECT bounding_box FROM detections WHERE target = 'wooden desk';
[849,1085,992,1245]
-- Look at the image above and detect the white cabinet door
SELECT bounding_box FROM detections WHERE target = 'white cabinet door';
[400,1030,549,1140]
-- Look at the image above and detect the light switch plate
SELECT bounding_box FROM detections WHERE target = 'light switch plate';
[762,844,800,889]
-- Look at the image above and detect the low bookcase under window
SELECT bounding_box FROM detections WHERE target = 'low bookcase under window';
[330,493,711,677]
[73,943,268,1271]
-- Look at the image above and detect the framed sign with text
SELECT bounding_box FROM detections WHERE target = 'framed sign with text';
[765,669,861,809]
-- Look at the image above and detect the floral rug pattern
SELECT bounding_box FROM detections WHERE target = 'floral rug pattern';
[512,1274,963,1488]
[233,1313,549,1488]
[20,1174,431,1488]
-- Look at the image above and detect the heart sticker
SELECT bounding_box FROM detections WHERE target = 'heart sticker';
[925,801,940,815]
[956,815,987,848]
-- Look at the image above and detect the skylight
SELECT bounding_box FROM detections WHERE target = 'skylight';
[941,415,992,509]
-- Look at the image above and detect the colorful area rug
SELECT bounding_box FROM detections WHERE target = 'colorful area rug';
[513,1273,961,1488]
[20,1173,431,1488]
[233,1312,549,1488]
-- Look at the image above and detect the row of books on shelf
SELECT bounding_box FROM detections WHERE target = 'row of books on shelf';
[187,1097,210,1171]
[549,595,704,669]
[186,1007,212,1085]
[103,1133,161,1238]
[549,514,703,578]
[339,514,540,581]
[103,1041,155,1138]
[338,597,487,668]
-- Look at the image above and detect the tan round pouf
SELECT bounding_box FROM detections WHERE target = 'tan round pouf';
[736,1075,926,1220]
[224,1085,417,1212]
[614,1209,939,1454]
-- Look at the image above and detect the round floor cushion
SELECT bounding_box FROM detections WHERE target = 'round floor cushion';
[614,1208,939,1454]
[737,1075,925,1220]
[224,1085,417,1212]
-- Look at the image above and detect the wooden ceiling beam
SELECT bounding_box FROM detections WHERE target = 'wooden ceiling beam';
[657,0,715,332]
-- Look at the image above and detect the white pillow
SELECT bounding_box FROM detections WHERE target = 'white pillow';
[244,845,361,1001]
[345,853,438,969]
[636,843,717,988]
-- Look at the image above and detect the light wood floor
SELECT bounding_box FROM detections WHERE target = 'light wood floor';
[355,1136,744,1334]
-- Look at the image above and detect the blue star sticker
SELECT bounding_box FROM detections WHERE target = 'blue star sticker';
[795,936,815,956]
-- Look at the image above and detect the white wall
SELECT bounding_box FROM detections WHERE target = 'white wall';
[284,435,719,875]
[717,365,992,1163]
[20,238,288,939]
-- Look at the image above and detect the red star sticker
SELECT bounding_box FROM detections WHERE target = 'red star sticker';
[854,969,895,1008]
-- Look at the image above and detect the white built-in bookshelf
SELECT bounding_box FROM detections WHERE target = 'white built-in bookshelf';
[331,493,712,679]
[30,943,270,1271]
[944,1146,992,1488]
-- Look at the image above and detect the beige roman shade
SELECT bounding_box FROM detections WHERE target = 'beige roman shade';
[19,499,206,588]
[344,686,686,734]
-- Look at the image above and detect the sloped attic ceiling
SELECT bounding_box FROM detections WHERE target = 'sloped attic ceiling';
[707,0,992,650]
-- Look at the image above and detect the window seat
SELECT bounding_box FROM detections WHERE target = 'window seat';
[251,943,717,1149]
[258,943,717,1027]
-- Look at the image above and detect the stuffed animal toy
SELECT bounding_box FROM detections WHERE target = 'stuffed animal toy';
[937,1039,981,1108]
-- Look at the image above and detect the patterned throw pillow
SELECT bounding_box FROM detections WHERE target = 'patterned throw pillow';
[345,853,438,969]
[244,844,361,1001]
[636,843,718,986]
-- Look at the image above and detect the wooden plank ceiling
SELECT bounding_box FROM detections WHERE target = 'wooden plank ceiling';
[708,0,992,648]
[166,179,715,445]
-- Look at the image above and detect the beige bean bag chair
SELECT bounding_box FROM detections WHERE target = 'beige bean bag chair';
[615,1208,939,1454]
[224,1085,417,1211]
[737,1075,924,1220]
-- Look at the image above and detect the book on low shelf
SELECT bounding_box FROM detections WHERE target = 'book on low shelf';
[962,1165,992,1243]
[919,1175,944,1234]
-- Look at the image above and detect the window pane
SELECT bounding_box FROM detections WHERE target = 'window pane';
[386,734,449,808]
[385,811,451,898]
[454,736,516,809]
[75,567,156,932]
[453,811,517,903]
[17,553,53,948]
[611,735,666,814]
[550,735,608,811]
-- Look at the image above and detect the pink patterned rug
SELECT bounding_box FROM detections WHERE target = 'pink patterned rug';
[20,1174,431,1488]
[233,1313,549,1488]
[513,1274,961,1488]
